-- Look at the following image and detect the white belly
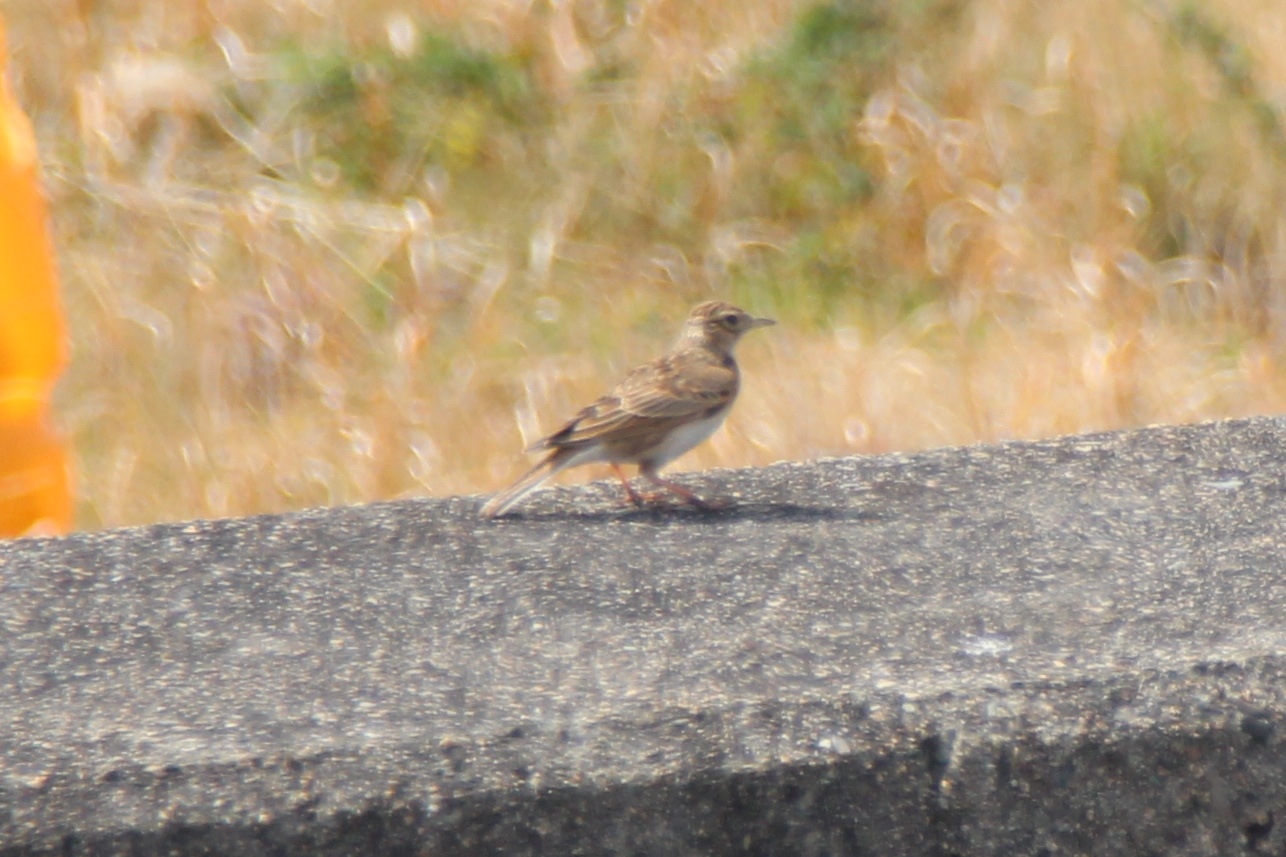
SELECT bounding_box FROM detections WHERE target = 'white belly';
[643,408,729,469]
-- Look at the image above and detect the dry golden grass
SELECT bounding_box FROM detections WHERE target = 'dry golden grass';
[8,0,1286,528]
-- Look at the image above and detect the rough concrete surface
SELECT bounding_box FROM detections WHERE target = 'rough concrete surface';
[3,417,1286,855]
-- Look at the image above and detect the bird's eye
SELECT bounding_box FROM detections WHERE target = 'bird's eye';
[721,313,740,328]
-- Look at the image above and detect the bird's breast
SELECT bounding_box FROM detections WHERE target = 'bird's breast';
[643,406,731,468]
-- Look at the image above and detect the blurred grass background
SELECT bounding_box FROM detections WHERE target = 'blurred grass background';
[7,0,1286,529]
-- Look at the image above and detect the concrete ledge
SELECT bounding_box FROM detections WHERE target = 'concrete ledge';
[3,417,1286,855]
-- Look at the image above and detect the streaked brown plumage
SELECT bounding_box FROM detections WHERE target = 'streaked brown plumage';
[481,301,775,517]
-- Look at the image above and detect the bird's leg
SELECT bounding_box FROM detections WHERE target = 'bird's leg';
[638,464,713,511]
[611,463,646,507]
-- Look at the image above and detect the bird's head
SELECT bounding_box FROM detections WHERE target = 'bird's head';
[680,301,776,351]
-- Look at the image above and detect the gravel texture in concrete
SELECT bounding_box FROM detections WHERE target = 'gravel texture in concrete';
[2,417,1286,855]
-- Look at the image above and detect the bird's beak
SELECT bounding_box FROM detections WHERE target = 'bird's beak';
[751,316,777,328]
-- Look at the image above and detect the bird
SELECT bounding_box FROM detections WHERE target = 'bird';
[481,300,776,517]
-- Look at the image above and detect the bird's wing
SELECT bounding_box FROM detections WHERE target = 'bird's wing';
[616,352,738,417]
[528,352,737,452]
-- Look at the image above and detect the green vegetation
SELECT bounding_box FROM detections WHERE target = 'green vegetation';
[268,32,542,191]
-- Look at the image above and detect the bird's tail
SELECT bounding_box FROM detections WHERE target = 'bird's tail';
[480,451,567,518]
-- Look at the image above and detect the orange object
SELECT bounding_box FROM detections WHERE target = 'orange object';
[0,18,72,536]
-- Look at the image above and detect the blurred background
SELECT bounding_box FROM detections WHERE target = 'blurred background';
[6,0,1286,530]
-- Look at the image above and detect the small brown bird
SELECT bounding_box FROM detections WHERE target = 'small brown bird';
[481,301,776,517]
